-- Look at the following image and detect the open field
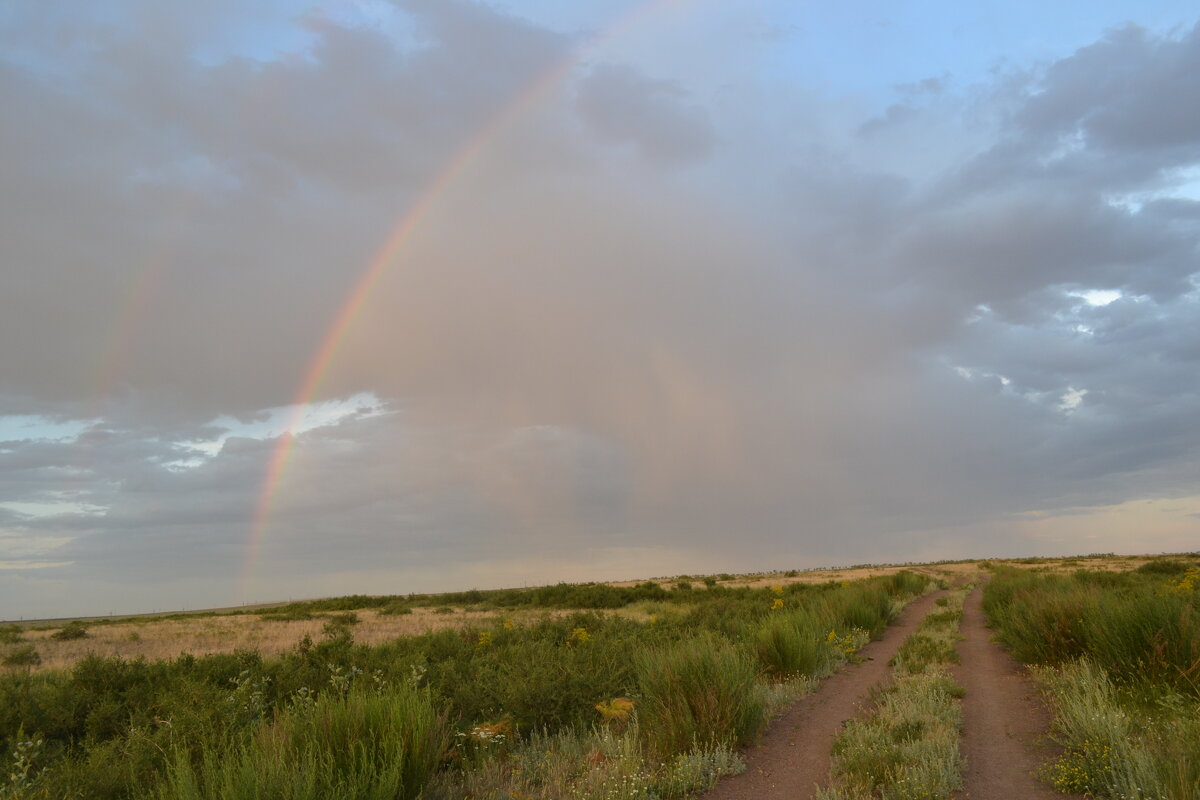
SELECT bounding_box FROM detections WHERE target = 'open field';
[12,608,533,672]
[1,552,1197,800]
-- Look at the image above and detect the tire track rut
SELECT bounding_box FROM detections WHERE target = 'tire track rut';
[702,588,948,800]
[952,586,1083,800]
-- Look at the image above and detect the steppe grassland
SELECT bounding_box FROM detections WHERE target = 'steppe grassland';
[5,556,1137,672]
[18,607,526,671]
[1,569,936,800]
[12,565,956,673]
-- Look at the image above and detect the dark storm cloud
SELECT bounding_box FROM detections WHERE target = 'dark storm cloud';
[2,4,1199,616]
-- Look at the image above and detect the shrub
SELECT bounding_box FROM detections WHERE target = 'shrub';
[2,644,41,668]
[51,621,90,640]
[259,609,314,621]
[0,625,23,644]
[379,602,413,616]
[637,634,765,757]
[1136,559,1190,576]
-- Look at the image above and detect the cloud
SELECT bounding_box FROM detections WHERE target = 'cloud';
[1,4,1199,616]
[575,63,716,165]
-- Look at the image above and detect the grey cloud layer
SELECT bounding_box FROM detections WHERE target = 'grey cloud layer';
[1,3,1198,615]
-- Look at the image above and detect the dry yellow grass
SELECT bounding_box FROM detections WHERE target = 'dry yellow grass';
[14,607,535,672]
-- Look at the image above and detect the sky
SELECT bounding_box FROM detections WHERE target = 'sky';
[2,0,1199,619]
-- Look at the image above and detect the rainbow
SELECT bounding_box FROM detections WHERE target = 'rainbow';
[240,0,693,597]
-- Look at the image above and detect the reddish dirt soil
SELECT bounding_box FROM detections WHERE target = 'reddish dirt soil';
[953,587,1082,800]
[701,589,949,800]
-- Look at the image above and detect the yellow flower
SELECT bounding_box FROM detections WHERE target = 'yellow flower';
[595,697,635,723]
[476,631,492,649]
[770,598,785,611]
[569,626,592,645]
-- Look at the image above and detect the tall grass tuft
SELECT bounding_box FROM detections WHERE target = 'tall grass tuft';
[151,685,448,800]
[817,584,897,638]
[636,634,765,758]
[753,609,833,679]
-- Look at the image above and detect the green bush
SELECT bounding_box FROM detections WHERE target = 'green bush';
[2,644,41,668]
[1136,559,1190,575]
[51,621,89,641]
[637,634,765,758]
[151,686,449,800]
[379,602,413,616]
[0,625,24,644]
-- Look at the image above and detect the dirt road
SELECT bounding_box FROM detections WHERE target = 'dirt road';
[953,586,1080,800]
[702,589,948,800]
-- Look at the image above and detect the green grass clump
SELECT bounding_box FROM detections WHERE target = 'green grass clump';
[1035,658,1199,800]
[0,626,24,644]
[891,633,958,675]
[636,633,765,758]
[984,567,1200,694]
[753,609,835,679]
[151,685,448,800]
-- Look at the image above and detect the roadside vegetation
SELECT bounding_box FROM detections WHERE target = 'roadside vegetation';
[983,558,1200,799]
[0,570,934,800]
[818,586,968,800]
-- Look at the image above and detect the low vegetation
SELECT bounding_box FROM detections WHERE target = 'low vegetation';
[984,561,1200,799]
[818,586,967,800]
[0,570,935,800]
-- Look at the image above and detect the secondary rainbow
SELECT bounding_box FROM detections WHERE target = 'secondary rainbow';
[240,0,693,596]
